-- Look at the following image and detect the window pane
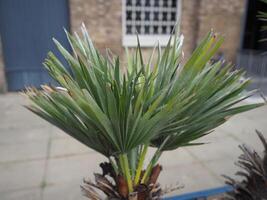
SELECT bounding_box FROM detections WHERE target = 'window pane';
[172,0,177,7]
[153,26,158,34]
[162,26,167,34]
[154,0,159,7]
[171,12,176,21]
[126,25,132,34]
[126,0,132,6]
[163,0,168,7]
[145,11,150,21]
[126,11,132,20]
[136,25,141,33]
[124,0,179,36]
[136,11,141,20]
[145,25,150,34]
[145,0,150,7]
[136,0,141,6]
[162,12,167,21]
[154,12,159,21]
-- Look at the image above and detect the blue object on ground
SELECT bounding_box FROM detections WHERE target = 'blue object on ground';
[164,186,233,200]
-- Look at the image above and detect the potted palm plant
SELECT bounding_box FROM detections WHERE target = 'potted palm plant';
[24,24,264,200]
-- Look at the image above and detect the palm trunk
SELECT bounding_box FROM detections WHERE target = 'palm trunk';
[81,162,167,200]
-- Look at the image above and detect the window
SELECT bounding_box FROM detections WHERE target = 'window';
[122,0,181,47]
[241,0,267,51]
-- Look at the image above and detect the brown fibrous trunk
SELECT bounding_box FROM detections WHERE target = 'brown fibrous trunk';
[117,175,129,198]
[82,162,181,200]
[148,165,162,185]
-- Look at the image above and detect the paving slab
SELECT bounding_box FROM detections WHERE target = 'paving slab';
[158,148,196,168]
[203,158,241,183]
[186,135,242,162]
[0,160,46,192]
[0,102,49,130]
[45,154,107,185]
[51,126,71,139]
[42,183,87,200]
[50,138,92,158]
[159,162,223,196]
[0,125,51,145]
[0,188,42,200]
[0,141,48,163]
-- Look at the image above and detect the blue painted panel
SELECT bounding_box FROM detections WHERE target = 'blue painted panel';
[0,0,70,91]
[164,186,232,200]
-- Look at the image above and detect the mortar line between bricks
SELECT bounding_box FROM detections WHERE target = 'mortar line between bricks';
[40,127,53,200]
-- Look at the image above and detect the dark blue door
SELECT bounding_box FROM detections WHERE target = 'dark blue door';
[0,0,70,91]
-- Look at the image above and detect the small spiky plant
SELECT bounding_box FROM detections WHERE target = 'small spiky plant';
[223,130,267,200]
[258,0,267,30]
[24,24,264,200]
[257,0,267,41]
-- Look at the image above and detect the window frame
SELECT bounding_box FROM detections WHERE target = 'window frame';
[122,0,182,47]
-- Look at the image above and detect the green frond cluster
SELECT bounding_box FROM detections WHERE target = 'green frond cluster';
[258,0,267,37]
[24,24,263,192]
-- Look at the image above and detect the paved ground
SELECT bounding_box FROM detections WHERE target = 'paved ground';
[0,93,267,200]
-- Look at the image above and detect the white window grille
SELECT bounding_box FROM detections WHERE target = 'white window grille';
[122,0,181,47]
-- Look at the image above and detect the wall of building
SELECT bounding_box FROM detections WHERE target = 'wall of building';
[69,0,123,56]
[0,0,246,92]
[197,0,246,61]
[69,0,246,62]
[180,0,202,60]
[69,0,197,62]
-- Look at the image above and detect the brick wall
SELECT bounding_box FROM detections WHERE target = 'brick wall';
[180,0,202,60]
[197,0,246,61]
[69,0,123,56]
